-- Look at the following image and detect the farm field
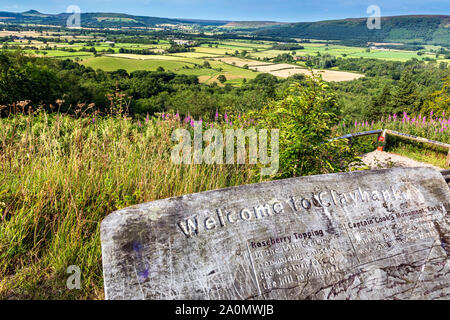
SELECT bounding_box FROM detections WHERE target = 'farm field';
[211,57,273,67]
[213,56,364,82]
[249,43,441,62]
[269,68,364,81]
[80,55,259,85]
[3,35,448,87]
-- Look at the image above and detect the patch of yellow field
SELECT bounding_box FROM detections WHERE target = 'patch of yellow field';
[198,75,212,83]
[211,57,272,68]
[211,56,364,82]
[170,52,218,58]
[200,73,246,85]
[103,54,186,61]
[249,63,295,72]
[0,30,49,37]
[270,68,364,82]
[194,47,230,55]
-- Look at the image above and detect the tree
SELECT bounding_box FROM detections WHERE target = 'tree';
[392,68,420,113]
[422,76,450,115]
[249,74,359,178]
[217,75,227,83]
[366,84,393,120]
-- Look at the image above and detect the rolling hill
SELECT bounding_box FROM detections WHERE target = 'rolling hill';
[0,10,448,45]
[255,15,450,46]
[0,10,230,28]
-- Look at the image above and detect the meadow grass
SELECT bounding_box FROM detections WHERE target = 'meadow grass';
[81,56,193,73]
[248,43,443,62]
[79,56,259,84]
[336,112,450,168]
[0,113,259,299]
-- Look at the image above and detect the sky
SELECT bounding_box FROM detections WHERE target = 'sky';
[1,0,449,22]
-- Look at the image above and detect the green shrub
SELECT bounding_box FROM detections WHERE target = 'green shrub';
[249,74,361,178]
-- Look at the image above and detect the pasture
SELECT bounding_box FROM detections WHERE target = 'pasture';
[5,36,447,86]
[80,55,259,85]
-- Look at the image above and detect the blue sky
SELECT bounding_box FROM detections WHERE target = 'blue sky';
[1,0,449,22]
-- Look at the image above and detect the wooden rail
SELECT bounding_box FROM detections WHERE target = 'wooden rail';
[441,170,450,186]
[332,129,450,167]
[330,130,383,142]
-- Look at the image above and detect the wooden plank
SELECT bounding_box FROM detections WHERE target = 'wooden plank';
[330,130,382,142]
[386,130,450,150]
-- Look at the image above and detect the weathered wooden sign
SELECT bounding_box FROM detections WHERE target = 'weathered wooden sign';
[100,167,450,299]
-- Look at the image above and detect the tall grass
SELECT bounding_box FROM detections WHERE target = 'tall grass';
[337,110,450,143]
[0,112,259,299]
[335,110,450,168]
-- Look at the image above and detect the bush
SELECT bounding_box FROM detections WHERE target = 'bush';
[249,74,360,178]
[217,75,227,83]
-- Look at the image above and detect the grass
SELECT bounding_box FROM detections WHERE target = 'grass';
[10,37,450,65]
[79,55,259,85]
[248,43,444,62]
[336,111,450,168]
[80,56,193,72]
[387,141,448,168]
[0,112,260,299]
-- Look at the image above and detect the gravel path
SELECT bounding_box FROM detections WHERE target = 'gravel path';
[360,150,443,171]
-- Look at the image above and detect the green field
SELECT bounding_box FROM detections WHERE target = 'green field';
[7,37,448,86]
[80,55,259,85]
[9,35,448,64]
[81,56,194,72]
[249,43,440,62]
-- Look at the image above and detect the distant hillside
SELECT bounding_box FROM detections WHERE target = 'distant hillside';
[221,21,286,28]
[0,11,448,46]
[255,15,450,46]
[0,10,230,27]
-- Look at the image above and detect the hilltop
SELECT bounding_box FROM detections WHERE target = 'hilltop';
[0,10,229,28]
[0,10,448,45]
[255,15,450,45]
